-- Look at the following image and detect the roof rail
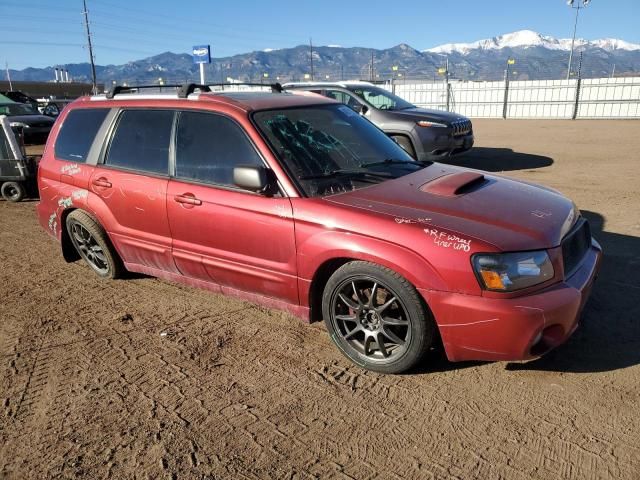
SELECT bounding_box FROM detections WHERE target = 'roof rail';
[104,81,284,100]
[206,82,284,93]
[177,83,211,98]
[105,84,181,99]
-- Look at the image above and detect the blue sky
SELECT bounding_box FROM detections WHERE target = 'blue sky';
[2,0,639,69]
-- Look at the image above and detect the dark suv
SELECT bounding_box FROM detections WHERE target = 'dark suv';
[36,83,600,374]
[284,81,473,161]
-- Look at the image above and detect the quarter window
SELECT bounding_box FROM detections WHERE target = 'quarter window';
[175,111,262,186]
[55,108,109,162]
[105,110,174,174]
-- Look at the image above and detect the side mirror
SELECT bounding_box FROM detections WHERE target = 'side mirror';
[233,165,275,193]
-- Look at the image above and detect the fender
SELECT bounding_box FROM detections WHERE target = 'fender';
[296,228,449,310]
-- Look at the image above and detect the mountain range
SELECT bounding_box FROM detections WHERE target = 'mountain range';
[7,30,639,85]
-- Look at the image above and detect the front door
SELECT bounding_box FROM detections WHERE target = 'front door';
[167,110,298,303]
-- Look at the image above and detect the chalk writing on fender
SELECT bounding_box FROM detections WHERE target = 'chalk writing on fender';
[61,163,81,175]
[394,217,432,225]
[424,228,471,252]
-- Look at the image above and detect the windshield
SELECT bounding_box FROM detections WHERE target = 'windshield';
[349,86,414,111]
[0,103,38,116]
[253,104,424,197]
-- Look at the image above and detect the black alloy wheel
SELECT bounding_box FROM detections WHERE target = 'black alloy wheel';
[65,210,123,279]
[323,262,434,373]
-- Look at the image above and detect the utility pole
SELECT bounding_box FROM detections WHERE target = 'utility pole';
[370,51,374,81]
[340,64,344,81]
[309,38,314,81]
[503,58,515,119]
[82,0,98,93]
[444,57,450,111]
[5,62,12,90]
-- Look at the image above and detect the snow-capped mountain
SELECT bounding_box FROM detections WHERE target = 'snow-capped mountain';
[7,30,640,84]
[426,30,640,55]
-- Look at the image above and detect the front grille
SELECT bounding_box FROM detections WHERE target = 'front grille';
[562,218,591,277]
[30,122,52,128]
[451,119,472,136]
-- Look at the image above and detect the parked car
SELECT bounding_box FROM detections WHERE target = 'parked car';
[0,102,54,144]
[37,100,72,118]
[0,90,39,109]
[284,81,474,161]
[36,83,601,373]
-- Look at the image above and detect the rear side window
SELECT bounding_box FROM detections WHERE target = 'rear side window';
[55,108,109,162]
[105,110,174,175]
[175,111,262,186]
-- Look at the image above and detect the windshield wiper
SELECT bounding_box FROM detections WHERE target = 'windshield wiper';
[298,168,396,180]
[359,158,425,168]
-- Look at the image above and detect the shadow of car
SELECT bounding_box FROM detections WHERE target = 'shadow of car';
[505,210,640,373]
[448,147,553,172]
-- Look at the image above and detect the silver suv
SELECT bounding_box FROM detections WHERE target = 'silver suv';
[284,81,473,162]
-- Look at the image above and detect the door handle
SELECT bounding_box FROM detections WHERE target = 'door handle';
[92,177,112,188]
[174,194,202,206]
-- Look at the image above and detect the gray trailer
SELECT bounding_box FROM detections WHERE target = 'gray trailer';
[0,115,38,202]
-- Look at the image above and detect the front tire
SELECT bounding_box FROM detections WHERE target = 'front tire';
[322,261,434,373]
[65,210,123,279]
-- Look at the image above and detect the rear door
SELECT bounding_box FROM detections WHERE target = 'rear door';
[167,110,298,303]
[89,109,178,273]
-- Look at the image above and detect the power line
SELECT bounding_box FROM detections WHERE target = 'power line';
[88,1,300,42]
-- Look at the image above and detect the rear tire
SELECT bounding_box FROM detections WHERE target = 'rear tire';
[65,210,124,279]
[322,261,434,374]
[1,182,26,202]
[392,135,416,159]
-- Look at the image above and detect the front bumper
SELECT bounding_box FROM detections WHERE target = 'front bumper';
[414,130,474,162]
[420,239,602,362]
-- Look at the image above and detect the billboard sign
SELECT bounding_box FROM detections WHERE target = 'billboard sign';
[192,45,211,64]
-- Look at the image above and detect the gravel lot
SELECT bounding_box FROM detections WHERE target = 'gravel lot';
[1,119,639,479]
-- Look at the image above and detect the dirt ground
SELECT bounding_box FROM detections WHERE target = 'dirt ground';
[1,120,639,479]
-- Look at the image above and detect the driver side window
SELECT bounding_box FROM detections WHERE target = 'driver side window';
[175,111,263,187]
[324,90,362,111]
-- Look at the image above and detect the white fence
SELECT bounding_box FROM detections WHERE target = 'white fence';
[390,77,640,119]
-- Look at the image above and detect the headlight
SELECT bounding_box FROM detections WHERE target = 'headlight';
[9,122,28,128]
[416,120,447,128]
[472,250,554,292]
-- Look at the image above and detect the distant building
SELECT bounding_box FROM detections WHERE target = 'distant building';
[0,81,103,99]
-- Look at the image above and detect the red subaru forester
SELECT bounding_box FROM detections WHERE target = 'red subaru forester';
[36,84,602,373]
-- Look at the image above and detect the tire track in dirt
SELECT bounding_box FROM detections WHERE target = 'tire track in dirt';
[3,120,640,480]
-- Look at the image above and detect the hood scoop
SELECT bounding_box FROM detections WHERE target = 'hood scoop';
[419,171,486,197]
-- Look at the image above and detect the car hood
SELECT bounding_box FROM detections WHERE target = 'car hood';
[386,107,468,123]
[326,165,577,252]
[8,114,55,125]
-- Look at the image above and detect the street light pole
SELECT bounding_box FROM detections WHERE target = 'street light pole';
[566,0,591,81]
